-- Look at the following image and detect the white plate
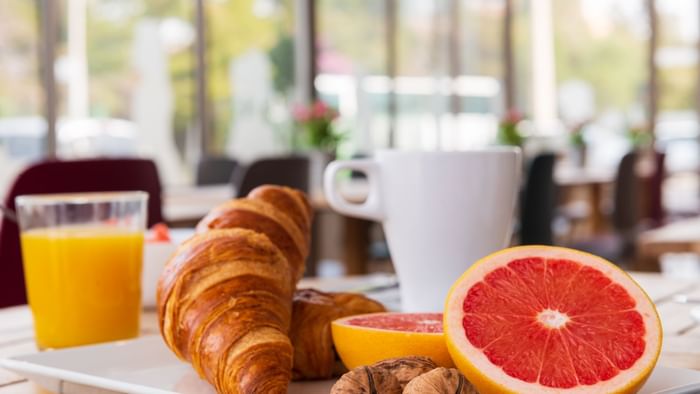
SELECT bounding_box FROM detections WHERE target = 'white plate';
[2,335,700,394]
[0,336,331,394]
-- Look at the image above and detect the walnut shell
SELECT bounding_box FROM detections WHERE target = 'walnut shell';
[331,356,438,394]
[331,365,402,394]
[373,356,438,389]
[403,367,478,394]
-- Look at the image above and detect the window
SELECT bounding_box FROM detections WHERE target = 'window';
[656,0,699,172]
[395,0,503,150]
[55,0,195,184]
[557,0,648,167]
[317,0,504,153]
[0,1,42,192]
[316,0,388,154]
[206,0,296,162]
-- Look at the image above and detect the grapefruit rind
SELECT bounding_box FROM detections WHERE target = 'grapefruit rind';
[444,245,662,394]
[331,312,455,369]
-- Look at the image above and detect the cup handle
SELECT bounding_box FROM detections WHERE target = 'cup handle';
[323,159,384,221]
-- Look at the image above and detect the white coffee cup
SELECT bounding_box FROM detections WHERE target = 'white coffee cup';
[324,149,521,312]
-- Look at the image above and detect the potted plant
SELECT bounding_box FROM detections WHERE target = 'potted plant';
[292,100,343,153]
[627,124,652,150]
[292,100,344,191]
[497,108,525,147]
[569,120,588,167]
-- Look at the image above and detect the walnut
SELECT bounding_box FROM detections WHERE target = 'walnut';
[331,365,402,394]
[403,367,478,394]
[372,356,438,389]
[331,356,437,394]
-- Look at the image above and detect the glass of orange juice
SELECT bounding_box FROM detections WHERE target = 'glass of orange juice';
[16,192,147,349]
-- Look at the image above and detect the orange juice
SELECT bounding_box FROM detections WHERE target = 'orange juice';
[20,227,143,349]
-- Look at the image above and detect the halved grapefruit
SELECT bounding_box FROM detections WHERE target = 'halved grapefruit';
[332,312,454,369]
[444,245,662,394]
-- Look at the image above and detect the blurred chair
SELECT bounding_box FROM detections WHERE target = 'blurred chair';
[195,156,238,186]
[233,156,309,197]
[571,151,639,265]
[646,149,666,227]
[0,158,163,308]
[519,153,556,245]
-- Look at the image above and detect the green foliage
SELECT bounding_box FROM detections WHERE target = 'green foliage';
[0,1,40,117]
[552,0,645,111]
[206,0,293,151]
[268,33,295,94]
[318,0,386,74]
[294,119,345,153]
[627,125,652,149]
[497,122,523,147]
[570,129,585,148]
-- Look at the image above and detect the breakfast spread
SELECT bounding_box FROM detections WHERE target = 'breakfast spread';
[157,185,385,393]
[156,185,662,394]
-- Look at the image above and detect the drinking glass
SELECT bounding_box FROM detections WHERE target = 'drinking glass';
[16,192,147,349]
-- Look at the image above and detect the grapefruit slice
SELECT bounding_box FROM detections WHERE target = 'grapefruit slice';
[444,246,662,394]
[332,312,454,369]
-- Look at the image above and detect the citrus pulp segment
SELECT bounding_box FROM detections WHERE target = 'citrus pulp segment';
[331,312,455,369]
[444,246,662,394]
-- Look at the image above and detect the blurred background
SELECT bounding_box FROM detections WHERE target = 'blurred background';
[2,0,700,277]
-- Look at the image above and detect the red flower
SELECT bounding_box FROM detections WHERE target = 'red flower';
[293,101,339,122]
[312,101,329,118]
[292,104,311,122]
[502,108,524,125]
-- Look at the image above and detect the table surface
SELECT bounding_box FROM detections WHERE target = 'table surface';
[162,183,369,225]
[2,272,700,393]
[554,165,616,187]
[639,216,700,258]
[554,157,656,187]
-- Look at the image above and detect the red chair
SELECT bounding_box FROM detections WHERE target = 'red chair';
[0,158,163,308]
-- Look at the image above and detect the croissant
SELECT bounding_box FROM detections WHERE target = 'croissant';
[290,288,386,380]
[196,185,312,282]
[157,185,313,394]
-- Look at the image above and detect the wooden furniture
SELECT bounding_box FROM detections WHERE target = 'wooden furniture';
[555,156,657,237]
[638,216,700,272]
[1,272,700,393]
[554,165,616,234]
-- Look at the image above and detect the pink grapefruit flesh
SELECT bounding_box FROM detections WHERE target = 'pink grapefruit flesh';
[444,246,662,394]
[344,312,443,333]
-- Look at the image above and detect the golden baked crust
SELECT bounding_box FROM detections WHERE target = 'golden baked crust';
[196,185,311,282]
[157,185,313,394]
[290,288,386,380]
